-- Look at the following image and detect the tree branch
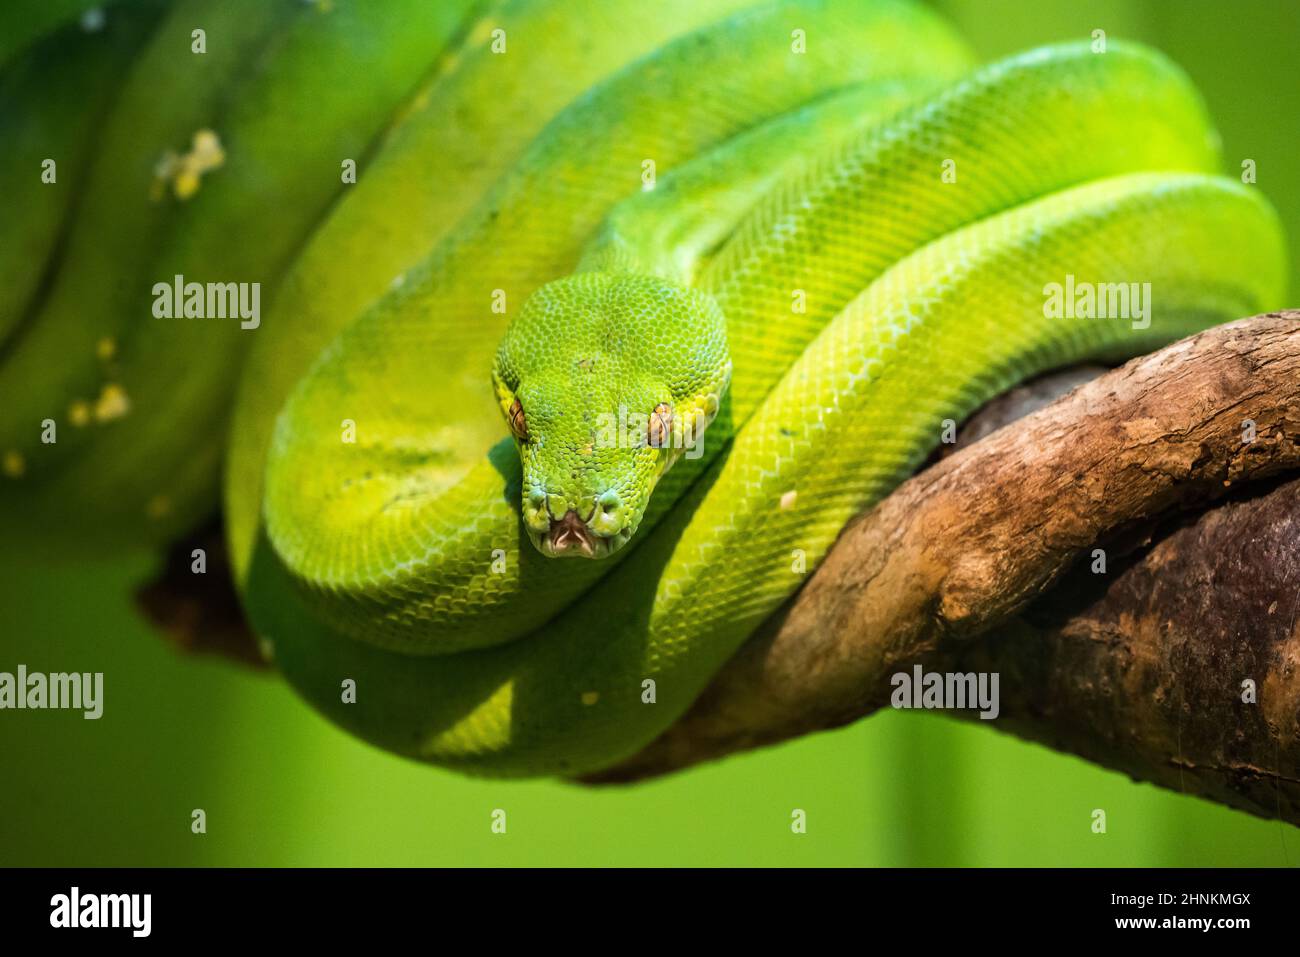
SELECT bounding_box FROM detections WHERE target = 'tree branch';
[588,313,1300,826]
[949,474,1300,824]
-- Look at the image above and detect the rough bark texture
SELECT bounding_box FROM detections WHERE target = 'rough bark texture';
[589,313,1300,826]
[956,475,1300,824]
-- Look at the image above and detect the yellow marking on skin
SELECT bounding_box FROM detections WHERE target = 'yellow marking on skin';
[152,129,225,201]
[394,74,442,124]
[173,168,201,200]
[68,401,91,427]
[2,450,25,478]
[93,383,131,423]
[467,17,495,47]
[146,495,172,520]
[189,130,224,168]
[96,337,116,361]
[422,678,514,756]
[581,691,600,706]
[780,489,798,510]
[405,87,433,116]
[150,152,178,201]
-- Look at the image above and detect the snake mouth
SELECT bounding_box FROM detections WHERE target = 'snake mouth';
[548,509,596,557]
[538,509,632,559]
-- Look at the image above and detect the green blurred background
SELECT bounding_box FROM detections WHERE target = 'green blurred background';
[2,0,1298,866]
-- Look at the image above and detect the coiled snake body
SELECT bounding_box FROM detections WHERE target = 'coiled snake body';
[3,0,1286,777]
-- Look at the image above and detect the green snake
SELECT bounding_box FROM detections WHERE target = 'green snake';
[1,0,1287,778]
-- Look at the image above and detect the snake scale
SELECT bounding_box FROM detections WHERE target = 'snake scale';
[1,0,1286,777]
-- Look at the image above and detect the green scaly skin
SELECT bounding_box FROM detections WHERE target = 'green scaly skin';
[223,0,786,585]
[258,0,973,653]
[248,5,1285,777]
[0,1,166,344]
[0,0,299,540]
[0,1,1287,779]
[0,0,476,545]
[492,273,732,560]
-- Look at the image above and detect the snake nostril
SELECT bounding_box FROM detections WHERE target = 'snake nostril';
[598,489,621,515]
[545,494,571,521]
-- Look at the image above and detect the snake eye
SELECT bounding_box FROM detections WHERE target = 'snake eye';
[508,397,529,442]
[647,402,673,449]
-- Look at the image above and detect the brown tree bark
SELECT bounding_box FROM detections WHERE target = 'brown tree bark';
[589,313,1300,827]
[953,475,1300,824]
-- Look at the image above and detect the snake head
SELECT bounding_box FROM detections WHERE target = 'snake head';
[493,272,730,559]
